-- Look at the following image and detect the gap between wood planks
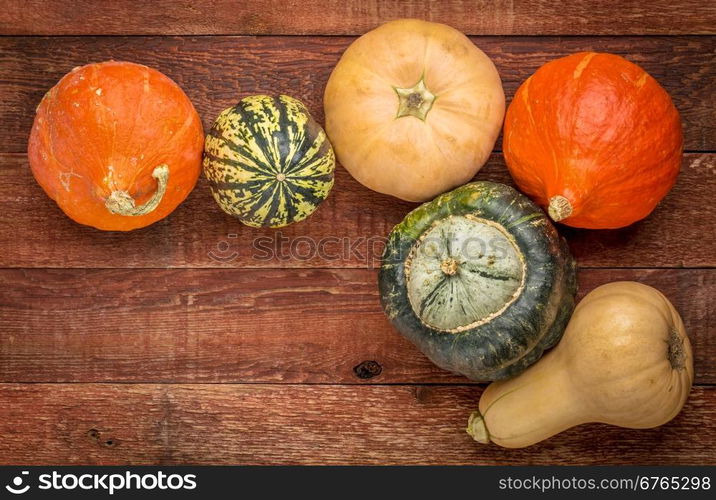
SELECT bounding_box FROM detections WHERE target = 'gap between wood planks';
[2,148,714,155]
[1,267,715,271]
[2,381,714,386]
[2,34,716,39]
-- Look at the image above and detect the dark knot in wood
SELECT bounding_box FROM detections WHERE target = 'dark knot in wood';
[353,360,383,379]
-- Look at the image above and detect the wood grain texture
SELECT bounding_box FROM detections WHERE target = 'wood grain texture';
[1,1,715,36]
[1,153,713,269]
[1,36,714,153]
[1,268,712,384]
[0,383,712,465]
[2,2,715,468]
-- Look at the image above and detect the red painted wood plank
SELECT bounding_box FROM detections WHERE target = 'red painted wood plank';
[1,1,714,36]
[0,36,714,153]
[0,383,712,465]
[1,154,713,268]
[1,268,712,384]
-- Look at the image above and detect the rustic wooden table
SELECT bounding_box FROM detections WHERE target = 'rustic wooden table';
[0,0,714,465]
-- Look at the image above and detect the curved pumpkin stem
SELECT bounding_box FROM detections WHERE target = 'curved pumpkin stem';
[548,195,573,222]
[105,165,169,217]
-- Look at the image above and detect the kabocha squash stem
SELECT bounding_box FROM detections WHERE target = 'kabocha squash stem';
[468,282,694,448]
[105,165,169,216]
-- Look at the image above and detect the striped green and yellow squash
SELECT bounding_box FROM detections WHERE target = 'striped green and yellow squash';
[203,95,335,228]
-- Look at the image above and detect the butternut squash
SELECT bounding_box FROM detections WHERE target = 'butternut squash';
[467,281,693,448]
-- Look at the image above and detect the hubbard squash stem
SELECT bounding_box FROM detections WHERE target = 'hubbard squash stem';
[466,410,490,444]
[105,164,169,216]
[548,195,573,222]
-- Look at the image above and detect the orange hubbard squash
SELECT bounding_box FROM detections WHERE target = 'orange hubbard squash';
[503,52,682,229]
[28,61,204,231]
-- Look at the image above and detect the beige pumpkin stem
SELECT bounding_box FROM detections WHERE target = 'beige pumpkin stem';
[105,164,169,216]
[466,409,490,444]
[548,195,573,222]
[394,77,437,121]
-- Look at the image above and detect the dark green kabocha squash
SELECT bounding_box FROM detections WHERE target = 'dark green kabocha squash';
[379,181,577,381]
[203,95,335,228]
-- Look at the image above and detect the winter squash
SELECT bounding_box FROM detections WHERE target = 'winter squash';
[203,95,335,228]
[324,19,505,202]
[380,182,576,381]
[503,52,683,229]
[379,181,577,381]
[28,61,204,231]
[467,281,693,448]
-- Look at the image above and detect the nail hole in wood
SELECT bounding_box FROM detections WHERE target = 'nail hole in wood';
[103,438,119,448]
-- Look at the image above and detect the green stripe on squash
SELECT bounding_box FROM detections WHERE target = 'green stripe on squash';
[203,95,335,228]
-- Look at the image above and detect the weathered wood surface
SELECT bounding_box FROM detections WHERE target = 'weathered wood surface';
[0,383,713,465]
[0,0,714,467]
[1,268,712,384]
[1,153,713,269]
[1,1,715,36]
[1,36,714,153]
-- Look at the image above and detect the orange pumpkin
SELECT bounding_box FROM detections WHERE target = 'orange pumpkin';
[503,52,682,229]
[28,61,204,231]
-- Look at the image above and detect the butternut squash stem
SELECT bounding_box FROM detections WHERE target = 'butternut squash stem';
[105,164,169,216]
[466,410,490,444]
[548,195,573,222]
[668,327,686,370]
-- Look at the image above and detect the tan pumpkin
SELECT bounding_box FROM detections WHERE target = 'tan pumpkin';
[467,281,693,448]
[324,19,505,202]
